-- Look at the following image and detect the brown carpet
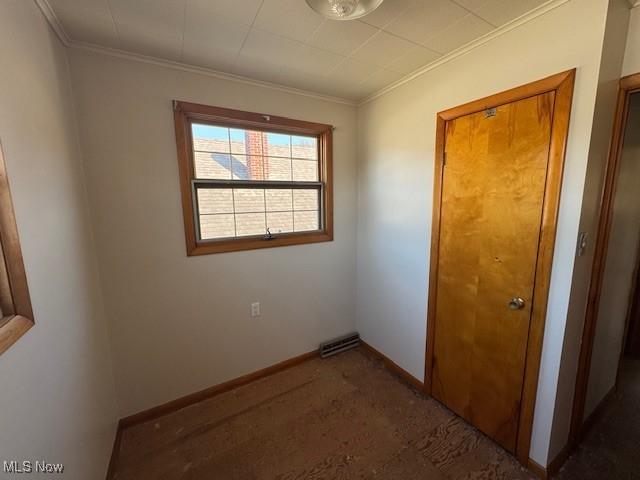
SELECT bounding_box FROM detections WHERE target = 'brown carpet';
[555,357,640,480]
[111,349,535,479]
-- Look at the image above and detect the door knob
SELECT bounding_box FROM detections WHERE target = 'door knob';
[508,297,526,310]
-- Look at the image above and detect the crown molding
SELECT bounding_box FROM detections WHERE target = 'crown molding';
[34,0,70,47]
[70,41,358,106]
[31,0,357,107]
[34,0,573,108]
[358,0,570,106]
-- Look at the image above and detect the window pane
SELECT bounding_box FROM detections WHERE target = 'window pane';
[265,133,290,157]
[200,214,235,239]
[294,210,319,232]
[197,189,233,214]
[292,136,317,160]
[266,211,293,234]
[236,213,266,237]
[229,129,246,154]
[192,124,229,153]
[234,189,265,213]
[292,159,318,181]
[266,157,292,181]
[229,154,265,181]
[194,187,321,239]
[229,128,260,155]
[293,189,318,211]
[265,189,293,211]
[194,152,232,179]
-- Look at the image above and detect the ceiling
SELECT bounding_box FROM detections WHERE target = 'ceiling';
[46,0,551,101]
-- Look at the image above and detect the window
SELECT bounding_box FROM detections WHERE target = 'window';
[0,143,34,356]
[174,102,333,255]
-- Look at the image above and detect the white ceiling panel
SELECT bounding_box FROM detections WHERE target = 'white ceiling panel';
[385,0,468,46]
[181,47,239,73]
[350,31,415,68]
[231,56,286,84]
[326,58,380,85]
[386,45,441,74]
[239,29,303,67]
[108,0,185,60]
[253,0,324,42]
[358,0,415,28]
[307,19,378,56]
[285,45,345,76]
[47,0,119,47]
[454,0,550,26]
[185,0,262,26]
[278,66,339,93]
[358,67,404,94]
[183,5,249,56]
[45,0,554,101]
[182,20,247,72]
[422,14,493,54]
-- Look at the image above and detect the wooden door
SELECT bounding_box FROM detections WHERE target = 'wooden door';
[431,92,555,452]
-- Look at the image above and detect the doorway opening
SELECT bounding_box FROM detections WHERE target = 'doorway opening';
[567,73,640,478]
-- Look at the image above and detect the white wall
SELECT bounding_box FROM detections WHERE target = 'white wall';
[0,1,118,478]
[356,0,611,465]
[68,49,359,417]
[623,5,640,75]
[585,93,640,415]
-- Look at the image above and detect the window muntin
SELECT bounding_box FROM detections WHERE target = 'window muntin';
[191,124,321,241]
[174,102,333,255]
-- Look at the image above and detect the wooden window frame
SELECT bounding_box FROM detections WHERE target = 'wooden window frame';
[173,101,334,256]
[424,69,576,468]
[0,143,34,356]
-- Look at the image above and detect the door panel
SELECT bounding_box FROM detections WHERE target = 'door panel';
[432,92,555,452]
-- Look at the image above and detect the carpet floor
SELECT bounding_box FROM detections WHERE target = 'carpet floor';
[111,348,537,479]
[555,357,640,480]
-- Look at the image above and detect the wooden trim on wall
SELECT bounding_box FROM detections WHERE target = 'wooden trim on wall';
[424,69,576,466]
[517,70,575,465]
[527,442,572,480]
[360,341,424,391]
[0,143,34,356]
[107,345,422,478]
[107,349,318,478]
[424,114,446,396]
[527,458,548,479]
[0,315,33,356]
[569,72,640,445]
[120,349,318,429]
[173,101,334,256]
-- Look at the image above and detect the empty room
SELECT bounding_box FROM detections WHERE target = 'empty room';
[1,0,640,479]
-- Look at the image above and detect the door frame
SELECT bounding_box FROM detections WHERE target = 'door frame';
[424,69,576,465]
[569,72,640,445]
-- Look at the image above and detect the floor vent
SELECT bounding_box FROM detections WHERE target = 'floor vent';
[319,332,360,358]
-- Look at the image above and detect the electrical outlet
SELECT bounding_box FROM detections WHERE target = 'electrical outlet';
[251,302,260,317]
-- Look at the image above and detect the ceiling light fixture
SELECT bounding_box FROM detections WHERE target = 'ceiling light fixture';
[305,0,385,21]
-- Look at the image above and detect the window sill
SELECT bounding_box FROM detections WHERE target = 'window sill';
[188,231,333,256]
[0,315,34,356]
